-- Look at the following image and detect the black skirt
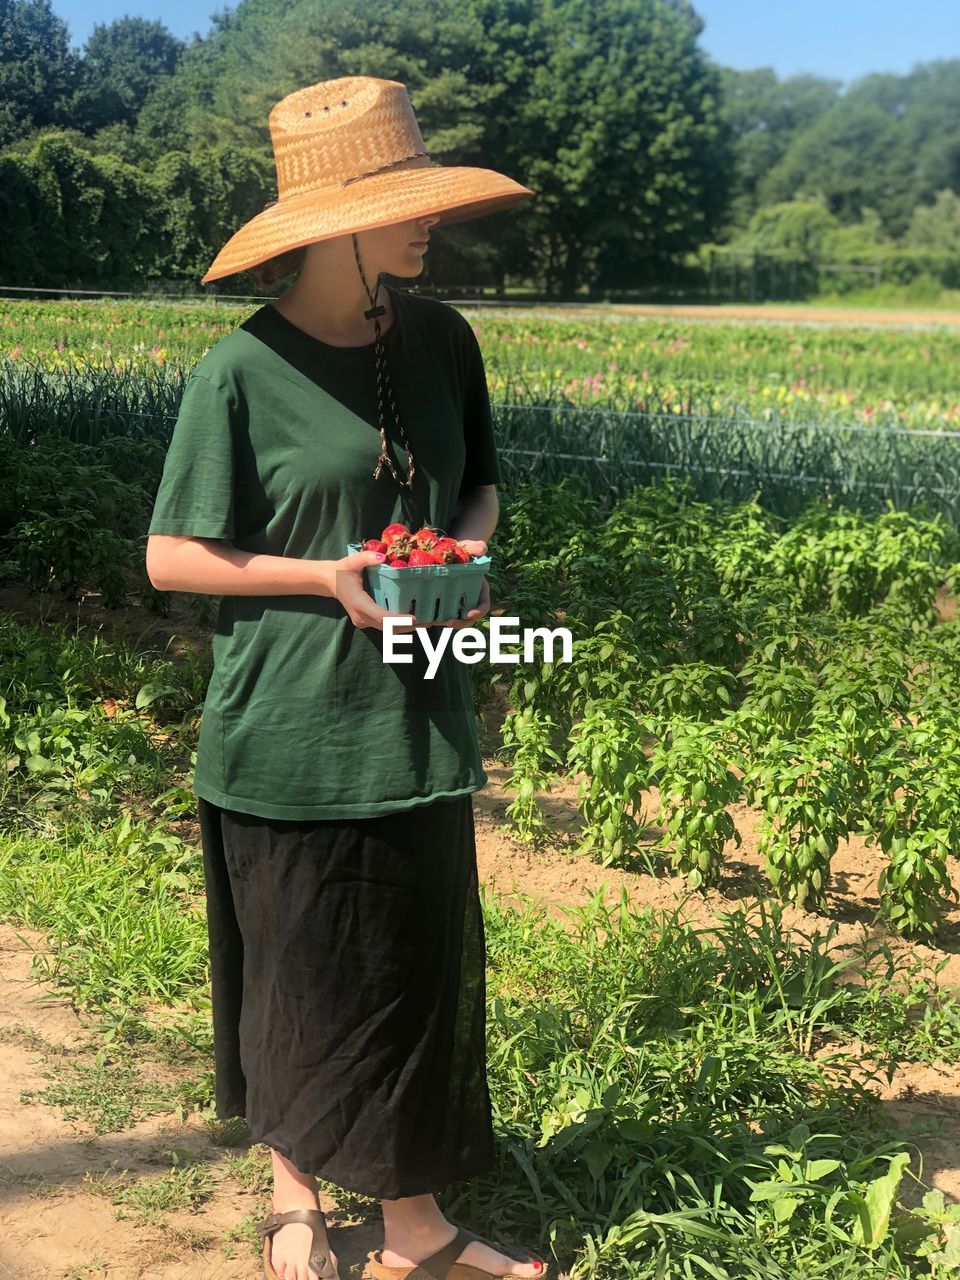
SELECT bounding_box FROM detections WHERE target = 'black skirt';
[197,792,496,1200]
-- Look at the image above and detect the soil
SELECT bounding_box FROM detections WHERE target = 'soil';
[1,584,959,1278]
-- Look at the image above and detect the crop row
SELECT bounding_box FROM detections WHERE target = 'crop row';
[3,298,959,426]
[484,476,960,939]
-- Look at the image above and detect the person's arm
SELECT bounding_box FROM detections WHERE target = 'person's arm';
[447,484,499,549]
[145,535,417,631]
[145,534,335,595]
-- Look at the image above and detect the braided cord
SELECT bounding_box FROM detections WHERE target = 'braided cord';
[352,232,416,490]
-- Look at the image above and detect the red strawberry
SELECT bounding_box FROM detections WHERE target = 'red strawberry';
[381,522,409,541]
[414,525,439,550]
[432,537,467,564]
[383,529,415,557]
[449,544,470,563]
[388,557,409,568]
[363,538,388,554]
[408,548,439,566]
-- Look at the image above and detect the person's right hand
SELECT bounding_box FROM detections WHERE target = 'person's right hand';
[326,549,421,633]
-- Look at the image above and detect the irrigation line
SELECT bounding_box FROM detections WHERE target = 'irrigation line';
[4,392,959,442]
[497,447,959,498]
[498,403,960,440]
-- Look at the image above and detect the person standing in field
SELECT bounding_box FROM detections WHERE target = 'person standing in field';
[145,76,549,1280]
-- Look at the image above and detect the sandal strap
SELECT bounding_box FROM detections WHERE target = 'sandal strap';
[257,1207,336,1278]
[414,1224,539,1280]
[414,1226,479,1279]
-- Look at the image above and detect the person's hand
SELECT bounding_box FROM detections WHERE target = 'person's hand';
[327,549,420,633]
[455,538,488,558]
[422,539,490,629]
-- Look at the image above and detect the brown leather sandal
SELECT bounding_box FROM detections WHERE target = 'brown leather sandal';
[257,1207,339,1280]
[364,1222,549,1280]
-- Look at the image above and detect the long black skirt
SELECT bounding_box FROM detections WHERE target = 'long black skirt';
[197,792,496,1199]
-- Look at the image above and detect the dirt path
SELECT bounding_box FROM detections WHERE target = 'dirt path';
[0,918,388,1280]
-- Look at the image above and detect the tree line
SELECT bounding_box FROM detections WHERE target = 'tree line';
[1,0,958,295]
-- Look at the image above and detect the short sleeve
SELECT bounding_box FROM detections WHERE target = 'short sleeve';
[457,317,502,493]
[148,372,237,539]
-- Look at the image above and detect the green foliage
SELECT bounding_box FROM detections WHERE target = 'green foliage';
[756,64,960,238]
[0,613,206,828]
[501,701,564,845]
[0,436,157,606]
[1,0,734,291]
[566,697,652,868]
[716,67,841,233]
[0,131,272,288]
[741,733,853,912]
[0,0,78,147]
[483,891,959,1276]
[495,474,959,935]
[744,200,840,257]
[647,717,743,889]
[904,188,960,254]
[72,17,183,133]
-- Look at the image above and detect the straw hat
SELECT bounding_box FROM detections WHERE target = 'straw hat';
[199,75,536,284]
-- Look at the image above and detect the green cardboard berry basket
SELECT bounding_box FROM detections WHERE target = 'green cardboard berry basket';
[346,542,491,622]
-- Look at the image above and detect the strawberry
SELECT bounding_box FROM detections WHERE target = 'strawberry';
[381,522,409,540]
[431,537,456,562]
[413,525,440,550]
[408,548,439,566]
[432,536,471,565]
[388,557,409,568]
[362,538,388,554]
[382,529,416,557]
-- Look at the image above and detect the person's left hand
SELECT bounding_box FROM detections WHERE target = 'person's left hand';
[455,538,488,558]
[421,538,491,629]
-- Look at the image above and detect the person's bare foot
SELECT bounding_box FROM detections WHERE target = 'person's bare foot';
[268,1202,339,1280]
[268,1148,339,1280]
[380,1201,542,1278]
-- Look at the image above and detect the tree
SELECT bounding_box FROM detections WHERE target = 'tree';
[740,200,838,257]
[464,0,733,295]
[714,67,840,234]
[904,189,960,253]
[757,61,960,239]
[72,18,184,132]
[0,0,78,146]
[128,0,732,295]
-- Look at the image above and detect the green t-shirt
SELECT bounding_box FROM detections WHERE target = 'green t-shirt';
[147,283,502,819]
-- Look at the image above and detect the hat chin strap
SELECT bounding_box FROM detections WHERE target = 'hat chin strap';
[351,232,416,492]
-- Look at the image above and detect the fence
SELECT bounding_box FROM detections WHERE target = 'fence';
[493,403,960,523]
[0,283,510,304]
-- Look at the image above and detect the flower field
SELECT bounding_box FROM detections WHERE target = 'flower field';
[1,297,959,1277]
[3,298,960,427]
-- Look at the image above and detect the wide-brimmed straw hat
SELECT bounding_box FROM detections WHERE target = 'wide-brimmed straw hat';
[200,74,535,284]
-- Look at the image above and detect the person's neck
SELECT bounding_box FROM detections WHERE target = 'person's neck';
[274,263,394,343]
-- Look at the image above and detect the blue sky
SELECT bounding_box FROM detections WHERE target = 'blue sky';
[53,0,959,84]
